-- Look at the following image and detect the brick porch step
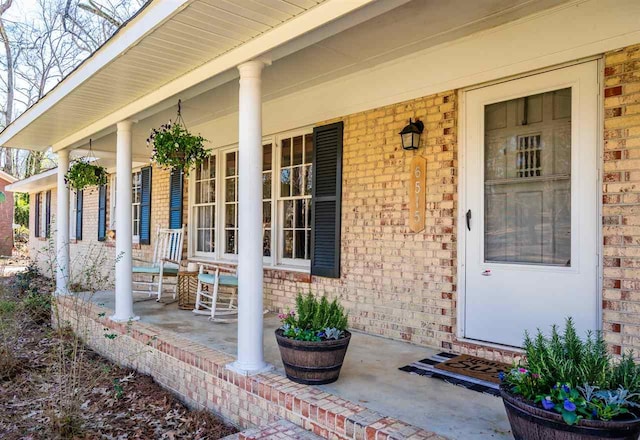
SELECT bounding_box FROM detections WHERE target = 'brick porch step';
[223,420,323,440]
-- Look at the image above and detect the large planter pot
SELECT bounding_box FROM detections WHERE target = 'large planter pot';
[501,385,640,440]
[275,329,351,385]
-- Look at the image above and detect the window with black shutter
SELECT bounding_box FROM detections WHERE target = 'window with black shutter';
[98,185,107,241]
[310,121,343,278]
[169,168,183,229]
[34,192,41,238]
[45,190,51,238]
[76,190,83,240]
[139,166,152,245]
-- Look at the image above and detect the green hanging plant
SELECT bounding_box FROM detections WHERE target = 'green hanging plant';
[147,100,209,173]
[64,160,107,191]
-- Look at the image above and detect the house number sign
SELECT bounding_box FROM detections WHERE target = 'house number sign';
[409,156,427,233]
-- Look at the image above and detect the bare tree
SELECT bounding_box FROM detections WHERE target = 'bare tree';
[0,0,145,178]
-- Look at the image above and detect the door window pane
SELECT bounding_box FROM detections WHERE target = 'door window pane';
[484,88,571,266]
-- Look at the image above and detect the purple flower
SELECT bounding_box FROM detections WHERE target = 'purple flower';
[532,373,540,380]
[498,372,505,381]
[563,399,576,412]
[541,397,554,411]
[562,385,571,393]
[518,368,528,374]
[592,409,598,419]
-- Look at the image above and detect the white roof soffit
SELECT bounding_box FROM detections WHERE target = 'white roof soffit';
[0,0,390,153]
[0,170,17,183]
[4,168,58,193]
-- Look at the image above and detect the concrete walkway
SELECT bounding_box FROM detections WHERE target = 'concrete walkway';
[89,290,513,440]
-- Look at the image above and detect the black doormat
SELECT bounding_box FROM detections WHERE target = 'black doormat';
[399,352,510,397]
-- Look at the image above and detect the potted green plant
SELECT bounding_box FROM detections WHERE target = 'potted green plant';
[275,292,350,385]
[500,318,640,440]
[147,101,209,172]
[64,160,107,191]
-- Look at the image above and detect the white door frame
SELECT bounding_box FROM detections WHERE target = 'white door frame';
[456,58,604,349]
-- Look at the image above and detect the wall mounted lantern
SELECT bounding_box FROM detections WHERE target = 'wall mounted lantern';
[399,118,424,150]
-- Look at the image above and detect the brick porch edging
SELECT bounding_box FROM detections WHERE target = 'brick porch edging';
[55,296,446,440]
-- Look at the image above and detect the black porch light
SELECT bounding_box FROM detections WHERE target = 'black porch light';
[399,118,424,150]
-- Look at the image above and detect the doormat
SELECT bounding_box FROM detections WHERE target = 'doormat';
[399,352,511,397]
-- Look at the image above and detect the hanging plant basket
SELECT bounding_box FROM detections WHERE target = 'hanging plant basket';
[64,160,107,191]
[148,100,209,173]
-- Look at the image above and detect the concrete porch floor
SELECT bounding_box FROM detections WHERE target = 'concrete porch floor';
[90,290,512,440]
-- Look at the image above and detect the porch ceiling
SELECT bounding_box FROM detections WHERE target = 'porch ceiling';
[0,0,343,151]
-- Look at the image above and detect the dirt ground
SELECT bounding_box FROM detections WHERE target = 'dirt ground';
[0,265,237,440]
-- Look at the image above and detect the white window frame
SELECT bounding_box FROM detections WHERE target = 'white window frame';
[190,153,218,258]
[131,170,141,243]
[187,127,313,271]
[109,169,143,243]
[39,191,47,238]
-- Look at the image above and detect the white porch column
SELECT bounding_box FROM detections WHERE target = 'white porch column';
[111,120,139,322]
[228,60,270,375]
[55,149,70,295]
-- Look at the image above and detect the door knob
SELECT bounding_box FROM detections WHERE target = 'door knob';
[466,209,472,231]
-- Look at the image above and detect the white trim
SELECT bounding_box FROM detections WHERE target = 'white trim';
[5,168,57,193]
[0,169,17,183]
[46,0,378,152]
[456,59,603,348]
[0,0,193,151]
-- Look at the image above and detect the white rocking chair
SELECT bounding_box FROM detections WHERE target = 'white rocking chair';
[132,226,185,301]
[193,263,239,321]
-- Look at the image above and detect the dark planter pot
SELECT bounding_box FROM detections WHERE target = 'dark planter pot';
[275,329,351,385]
[501,385,640,440]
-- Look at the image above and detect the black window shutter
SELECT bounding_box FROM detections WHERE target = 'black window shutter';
[34,192,41,238]
[97,185,107,241]
[168,168,183,229]
[45,190,51,238]
[311,121,343,278]
[140,166,152,245]
[75,190,83,240]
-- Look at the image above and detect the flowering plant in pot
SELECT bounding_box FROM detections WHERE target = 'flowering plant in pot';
[147,100,209,173]
[275,292,349,385]
[500,318,640,440]
[64,160,107,191]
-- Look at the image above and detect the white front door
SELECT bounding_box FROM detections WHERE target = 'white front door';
[462,61,599,348]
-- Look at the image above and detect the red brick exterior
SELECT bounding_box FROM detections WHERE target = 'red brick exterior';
[0,176,14,256]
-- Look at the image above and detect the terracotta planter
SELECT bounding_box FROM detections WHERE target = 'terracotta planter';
[501,385,640,440]
[275,329,350,385]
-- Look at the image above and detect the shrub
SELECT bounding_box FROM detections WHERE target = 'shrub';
[503,318,640,425]
[279,292,348,341]
[23,290,51,324]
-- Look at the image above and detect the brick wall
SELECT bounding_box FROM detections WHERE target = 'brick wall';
[0,177,14,256]
[602,43,640,356]
[55,296,444,440]
[263,92,458,351]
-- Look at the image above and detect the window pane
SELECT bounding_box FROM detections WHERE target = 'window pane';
[226,178,236,202]
[225,204,236,228]
[306,230,311,260]
[226,230,236,254]
[281,138,291,167]
[295,230,305,259]
[295,199,304,229]
[209,156,216,178]
[263,144,272,171]
[195,182,202,204]
[304,133,313,164]
[293,135,303,165]
[284,200,294,229]
[280,169,291,197]
[226,152,236,176]
[304,165,312,196]
[306,199,312,228]
[283,230,293,258]
[484,88,571,266]
[263,230,271,257]
[263,201,271,228]
[208,180,216,203]
[292,167,302,196]
[263,172,271,199]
